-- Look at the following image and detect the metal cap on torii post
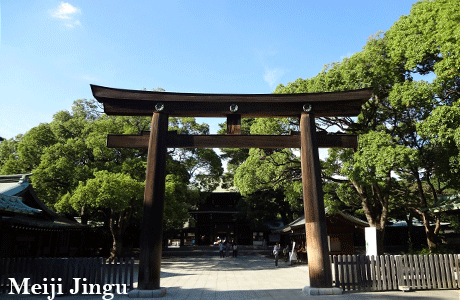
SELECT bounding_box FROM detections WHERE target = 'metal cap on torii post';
[90,84,373,295]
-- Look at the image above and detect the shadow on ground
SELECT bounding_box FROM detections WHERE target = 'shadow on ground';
[161,256,284,272]
[141,287,460,300]
[1,288,458,300]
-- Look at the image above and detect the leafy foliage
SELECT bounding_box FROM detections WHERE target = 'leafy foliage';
[0,98,222,256]
[231,118,303,225]
[234,0,460,253]
[56,170,143,257]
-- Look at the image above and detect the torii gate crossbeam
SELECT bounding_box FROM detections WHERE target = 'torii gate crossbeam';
[91,84,373,294]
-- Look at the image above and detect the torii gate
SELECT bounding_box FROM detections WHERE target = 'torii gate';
[91,84,373,294]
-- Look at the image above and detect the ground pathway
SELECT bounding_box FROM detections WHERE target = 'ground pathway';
[2,253,460,299]
[159,254,310,299]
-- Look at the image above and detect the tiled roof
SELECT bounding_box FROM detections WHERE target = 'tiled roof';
[0,193,41,215]
[1,215,82,228]
[0,174,32,196]
[335,210,369,227]
[274,210,369,233]
[428,194,460,213]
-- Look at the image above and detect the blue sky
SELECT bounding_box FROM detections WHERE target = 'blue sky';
[1,0,417,139]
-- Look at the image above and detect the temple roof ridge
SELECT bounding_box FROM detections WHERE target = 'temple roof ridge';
[0,173,32,195]
[0,193,41,215]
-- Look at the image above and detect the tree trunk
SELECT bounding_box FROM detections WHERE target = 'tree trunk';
[109,211,123,258]
[420,211,438,252]
[376,227,385,255]
[425,228,438,252]
[111,233,123,258]
[108,207,133,258]
[361,197,386,255]
[80,206,89,225]
[406,213,414,252]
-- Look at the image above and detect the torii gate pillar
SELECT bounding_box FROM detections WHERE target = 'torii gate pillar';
[138,112,168,293]
[300,113,332,288]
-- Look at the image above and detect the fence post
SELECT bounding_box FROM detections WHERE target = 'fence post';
[130,258,134,290]
[414,255,421,289]
[455,254,460,289]
[424,255,431,289]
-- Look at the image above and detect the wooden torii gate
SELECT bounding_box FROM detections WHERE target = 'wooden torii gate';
[91,85,373,292]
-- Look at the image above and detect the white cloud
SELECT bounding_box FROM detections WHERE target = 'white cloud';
[65,20,82,28]
[255,48,278,63]
[81,74,99,81]
[52,2,81,19]
[263,68,285,88]
[51,2,82,27]
[254,47,286,88]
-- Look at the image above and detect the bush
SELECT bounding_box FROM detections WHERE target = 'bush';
[406,245,455,255]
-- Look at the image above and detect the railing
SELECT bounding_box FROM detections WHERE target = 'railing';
[396,254,459,290]
[332,254,460,291]
[0,257,135,294]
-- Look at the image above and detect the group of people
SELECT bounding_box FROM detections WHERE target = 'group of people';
[218,240,238,258]
[273,243,291,267]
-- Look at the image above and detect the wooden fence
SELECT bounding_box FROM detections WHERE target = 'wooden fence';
[332,254,460,292]
[0,257,135,294]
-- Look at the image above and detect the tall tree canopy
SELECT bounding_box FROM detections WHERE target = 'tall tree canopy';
[232,118,303,226]
[232,0,460,252]
[56,170,144,258]
[0,99,222,256]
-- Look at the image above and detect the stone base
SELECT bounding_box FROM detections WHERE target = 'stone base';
[302,286,342,296]
[398,285,412,292]
[128,288,167,298]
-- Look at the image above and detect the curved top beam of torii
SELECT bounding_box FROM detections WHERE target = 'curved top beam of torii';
[91,84,373,118]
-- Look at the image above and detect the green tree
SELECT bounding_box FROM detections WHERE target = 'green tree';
[56,171,144,258]
[29,100,149,208]
[244,0,460,252]
[0,124,57,174]
[0,137,21,174]
[0,98,223,256]
[163,174,200,230]
[232,118,304,225]
[218,117,255,189]
[169,117,223,192]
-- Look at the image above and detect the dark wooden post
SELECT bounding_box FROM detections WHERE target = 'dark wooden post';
[227,114,241,134]
[138,112,169,290]
[300,113,332,288]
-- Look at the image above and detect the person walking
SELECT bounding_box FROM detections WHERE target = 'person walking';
[273,243,280,267]
[284,244,290,262]
[232,243,238,258]
[225,240,231,258]
[219,241,224,258]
